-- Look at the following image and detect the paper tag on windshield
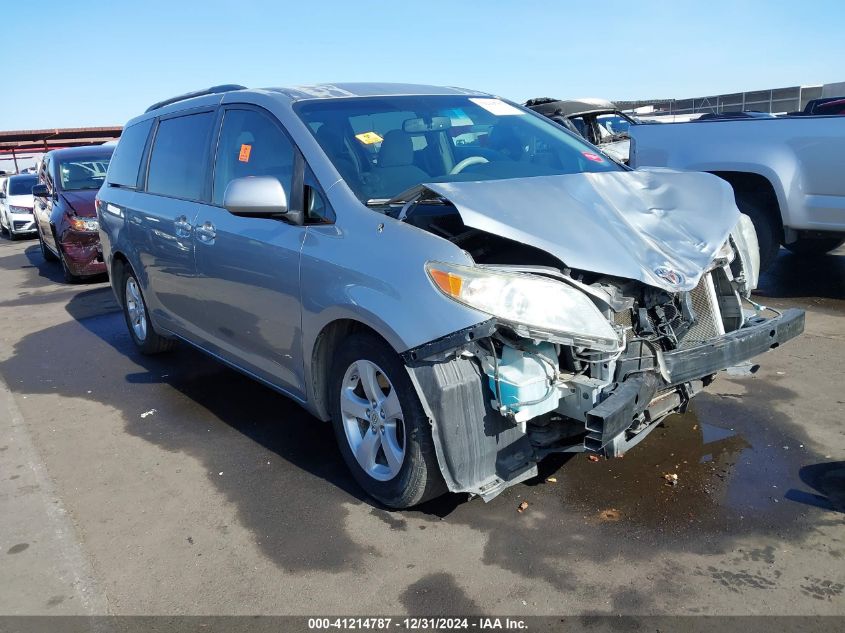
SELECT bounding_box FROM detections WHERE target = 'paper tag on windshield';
[355,131,383,145]
[469,98,523,116]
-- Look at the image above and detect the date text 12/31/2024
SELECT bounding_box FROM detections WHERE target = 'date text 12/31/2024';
[307,617,528,630]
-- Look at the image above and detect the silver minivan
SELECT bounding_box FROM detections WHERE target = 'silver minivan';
[98,83,804,508]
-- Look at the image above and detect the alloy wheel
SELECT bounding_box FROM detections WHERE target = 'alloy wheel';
[125,277,148,342]
[339,359,406,481]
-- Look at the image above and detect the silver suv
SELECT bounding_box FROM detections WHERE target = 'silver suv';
[98,83,804,508]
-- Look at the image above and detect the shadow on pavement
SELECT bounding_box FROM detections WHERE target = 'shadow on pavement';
[1,286,381,574]
[756,248,845,301]
[786,461,845,514]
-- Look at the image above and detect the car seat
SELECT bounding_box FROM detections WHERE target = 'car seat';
[372,130,430,197]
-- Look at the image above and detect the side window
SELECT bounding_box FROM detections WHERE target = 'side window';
[107,119,153,188]
[568,116,590,140]
[212,109,294,206]
[147,112,215,201]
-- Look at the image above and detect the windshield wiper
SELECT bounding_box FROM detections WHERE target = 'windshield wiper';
[365,195,421,220]
[367,185,447,219]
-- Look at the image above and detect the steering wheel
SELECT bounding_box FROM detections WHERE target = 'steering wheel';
[450,155,489,175]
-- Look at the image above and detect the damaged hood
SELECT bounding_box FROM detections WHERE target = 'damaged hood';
[423,169,740,292]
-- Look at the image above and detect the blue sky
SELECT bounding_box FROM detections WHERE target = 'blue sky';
[2,0,844,130]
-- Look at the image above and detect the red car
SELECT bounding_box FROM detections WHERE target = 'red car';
[816,98,845,115]
[32,145,114,282]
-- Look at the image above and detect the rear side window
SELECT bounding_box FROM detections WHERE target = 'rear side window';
[107,119,153,188]
[147,112,215,201]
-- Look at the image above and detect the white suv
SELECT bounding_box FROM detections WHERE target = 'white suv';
[0,173,38,239]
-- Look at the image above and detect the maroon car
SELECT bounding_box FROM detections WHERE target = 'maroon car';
[32,145,114,282]
[816,98,845,115]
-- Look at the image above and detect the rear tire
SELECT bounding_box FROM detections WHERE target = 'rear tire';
[122,269,176,355]
[329,332,445,508]
[784,236,845,257]
[735,194,780,272]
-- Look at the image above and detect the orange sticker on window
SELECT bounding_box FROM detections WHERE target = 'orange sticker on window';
[238,144,252,162]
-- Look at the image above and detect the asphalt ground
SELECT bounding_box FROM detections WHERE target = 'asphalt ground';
[0,236,843,617]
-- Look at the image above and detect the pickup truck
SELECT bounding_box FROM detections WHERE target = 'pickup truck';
[629,115,845,269]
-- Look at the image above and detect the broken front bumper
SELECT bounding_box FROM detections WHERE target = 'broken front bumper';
[662,308,804,384]
[586,308,805,454]
[407,308,804,502]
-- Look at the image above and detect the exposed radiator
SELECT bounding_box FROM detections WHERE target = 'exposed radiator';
[678,272,725,348]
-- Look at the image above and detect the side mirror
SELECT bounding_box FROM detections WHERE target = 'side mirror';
[32,183,49,198]
[223,176,301,224]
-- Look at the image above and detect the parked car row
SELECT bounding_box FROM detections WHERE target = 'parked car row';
[32,145,113,281]
[82,82,804,508]
[2,146,114,282]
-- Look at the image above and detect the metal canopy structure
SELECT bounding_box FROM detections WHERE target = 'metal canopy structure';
[614,83,845,116]
[0,126,122,171]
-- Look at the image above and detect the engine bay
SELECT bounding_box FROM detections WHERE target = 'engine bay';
[396,195,749,459]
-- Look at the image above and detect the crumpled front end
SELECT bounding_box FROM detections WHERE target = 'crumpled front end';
[404,224,803,501]
[59,229,107,277]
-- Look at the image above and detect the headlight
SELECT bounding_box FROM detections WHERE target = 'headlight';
[9,205,31,214]
[69,216,99,232]
[731,214,760,291]
[426,262,619,351]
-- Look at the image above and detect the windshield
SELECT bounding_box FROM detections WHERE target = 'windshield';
[59,157,111,191]
[9,175,37,196]
[296,95,621,202]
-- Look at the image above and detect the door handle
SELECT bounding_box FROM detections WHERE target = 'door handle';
[195,221,216,245]
[174,215,193,238]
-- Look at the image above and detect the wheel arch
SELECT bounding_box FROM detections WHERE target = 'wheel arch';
[708,170,785,241]
[109,251,131,307]
[309,318,397,422]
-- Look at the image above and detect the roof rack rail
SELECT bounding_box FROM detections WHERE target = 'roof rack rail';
[145,84,247,113]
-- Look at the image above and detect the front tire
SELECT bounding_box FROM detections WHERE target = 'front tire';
[122,270,175,355]
[329,333,445,508]
[58,247,81,283]
[38,230,58,262]
[784,236,845,257]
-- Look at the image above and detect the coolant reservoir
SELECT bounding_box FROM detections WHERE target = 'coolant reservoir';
[487,342,560,423]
